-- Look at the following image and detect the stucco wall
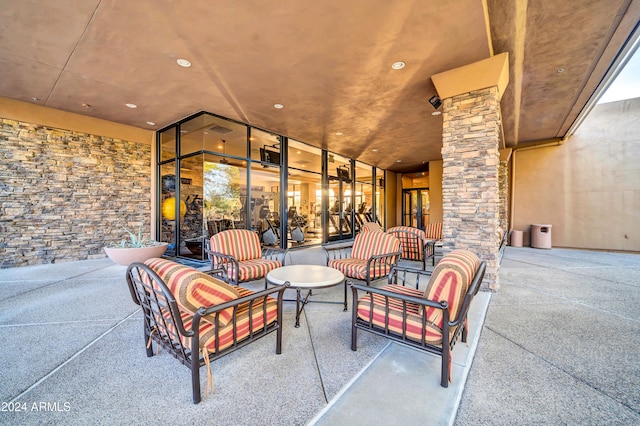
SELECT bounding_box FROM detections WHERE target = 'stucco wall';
[428,160,443,224]
[512,98,640,251]
[0,97,152,145]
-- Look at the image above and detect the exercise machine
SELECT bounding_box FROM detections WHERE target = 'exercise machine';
[288,206,306,243]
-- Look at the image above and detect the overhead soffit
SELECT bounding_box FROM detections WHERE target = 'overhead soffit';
[431,52,509,101]
[0,0,638,172]
[488,0,640,146]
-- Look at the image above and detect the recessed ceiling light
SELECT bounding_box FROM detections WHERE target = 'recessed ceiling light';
[125,103,137,108]
[146,121,156,126]
[82,103,91,108]
[396,160,402,163]
[372,149,379,152]
[274,103,284,109]
[557,68,565,73]
[177,58,191,68]
[391,61,405,70]
[431,111,441,116]
[335,132,343,136]
[31,97,39,102]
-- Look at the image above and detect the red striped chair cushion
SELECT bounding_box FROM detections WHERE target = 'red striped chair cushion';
[145,258,240,327]
[424,222,443,240]
[236,258,282,282]
[387,226,428,261]
[165,286,278,354]
[361,222,383,233]
[422,250,480,327]
[356,284,445,345]
[387,226,427,239]
[328,258,391,281]
[210,229,262,262]
[351,231,400,260]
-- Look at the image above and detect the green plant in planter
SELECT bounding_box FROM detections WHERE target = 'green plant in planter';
[104,225,168,266]
[109,225,163,248]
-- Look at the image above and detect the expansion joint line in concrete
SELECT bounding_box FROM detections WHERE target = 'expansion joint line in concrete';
[1,264,116,302]
[9,308,141,404]
[485,326,639,415]
[305,311,329,403]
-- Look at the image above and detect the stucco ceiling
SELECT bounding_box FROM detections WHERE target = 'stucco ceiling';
[0,0,638,172]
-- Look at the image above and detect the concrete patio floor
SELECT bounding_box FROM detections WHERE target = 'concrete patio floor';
[0,247,638,425]
[456,247,640,425]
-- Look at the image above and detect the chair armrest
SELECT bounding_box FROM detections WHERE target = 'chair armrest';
[323,242,354,263]
[365,250,402,281]
[424,239,438,266]
[190,283,290,356]
[388,265,433,288]
[351,281,448,311]
[361,262,485,330]
[200,266,229,282]
[206,249,238,264]
[350,281,451,335]
[262,247,289,265]
[205,250,240,284]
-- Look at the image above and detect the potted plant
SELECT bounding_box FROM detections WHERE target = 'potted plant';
[104,225,168,266]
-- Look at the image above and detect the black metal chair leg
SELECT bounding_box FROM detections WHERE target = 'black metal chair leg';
[343,279,348,311]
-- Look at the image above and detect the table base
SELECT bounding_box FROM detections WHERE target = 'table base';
[293,283,347,327]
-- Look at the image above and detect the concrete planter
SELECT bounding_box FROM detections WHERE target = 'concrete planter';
[104,243,168,266]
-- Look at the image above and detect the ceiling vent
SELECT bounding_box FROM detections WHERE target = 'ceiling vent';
[208,125,233,134]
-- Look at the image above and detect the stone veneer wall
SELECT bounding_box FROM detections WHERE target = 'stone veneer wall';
[0,118,151,268]
[498,159,509,237]
[441,87,501,290]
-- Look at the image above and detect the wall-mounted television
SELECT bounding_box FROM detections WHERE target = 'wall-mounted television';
[337,167,351,182]
[260,148,280,165]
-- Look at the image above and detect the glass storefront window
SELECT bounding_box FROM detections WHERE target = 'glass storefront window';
[249,163,281,246]
[287,169,322,247]
[376,167,385,227]
[286,140,322,247]
[354,161,374,233]
[180,114,247,158]
[157,111,388,256]
[160,161,178,256]
[204,119,247,158]
[180,154,205,259]
[251,128,281,163]
[203,153,248,236]
[401,171,429,188]
[327,153,352,240]
[159,127,176,162]
[289,139,322,174]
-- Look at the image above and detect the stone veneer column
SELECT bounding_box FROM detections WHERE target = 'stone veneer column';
[441,86,502,290]
[498,155,509,238]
